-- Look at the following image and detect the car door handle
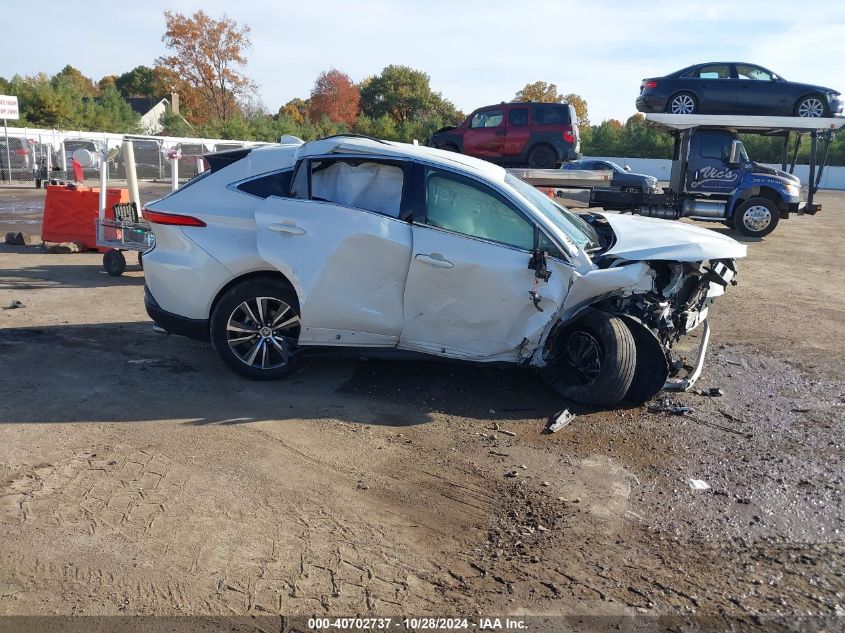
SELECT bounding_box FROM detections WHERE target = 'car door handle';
[268,222,306,235]
[416,253,454,269]
[495,129,507,136]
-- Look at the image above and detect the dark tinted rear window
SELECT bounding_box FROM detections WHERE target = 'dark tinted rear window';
[237,170,293,198]
[533,104,571,125]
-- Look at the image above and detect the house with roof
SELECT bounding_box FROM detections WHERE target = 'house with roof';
[127,92,191,135]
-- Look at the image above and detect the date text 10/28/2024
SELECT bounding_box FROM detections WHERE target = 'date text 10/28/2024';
[308,617,528,630]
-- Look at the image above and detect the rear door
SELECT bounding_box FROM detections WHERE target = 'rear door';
[254,157,413,347]
[462,108,505,158]
[683,64,736,113]
[503,105,530,158]
[399,165,552,361]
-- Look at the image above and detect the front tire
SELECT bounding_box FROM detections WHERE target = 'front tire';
[541,310,636,407]
[667,92,697,115]
[210,279,301,380]
[527,144,557,169]
[732,197,780,237]
[795,95,828,118]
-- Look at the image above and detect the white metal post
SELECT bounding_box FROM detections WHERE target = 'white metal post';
[170,155,179,192]
[98,153,108,221]
[3,119,10,183]
[122,140,141,213]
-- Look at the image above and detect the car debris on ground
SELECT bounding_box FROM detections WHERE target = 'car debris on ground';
[647,397,693,415]
[686,478,712,491]
[546,409,576,433]
[3,300,25,310]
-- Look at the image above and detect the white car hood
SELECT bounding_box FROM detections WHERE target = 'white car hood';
[599,213,747,262]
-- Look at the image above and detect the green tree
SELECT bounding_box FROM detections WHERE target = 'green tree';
[115,65,167,99]
[360,65,447,125]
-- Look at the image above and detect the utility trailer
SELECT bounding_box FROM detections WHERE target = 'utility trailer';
[515,114,844,237]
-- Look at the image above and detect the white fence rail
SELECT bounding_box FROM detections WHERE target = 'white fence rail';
[0,126,266,185]
[592,156,845,190]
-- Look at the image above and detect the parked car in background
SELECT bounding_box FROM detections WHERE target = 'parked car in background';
[123,137,165,179]
[63,138,107,180]
[636,62,843,117]
[141,135,744,408]
[562,159,659,193]
[175,142,209,178]
[428,102,581,168]
[0,137,35,181]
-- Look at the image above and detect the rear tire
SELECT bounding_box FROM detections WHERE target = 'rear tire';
[527,144,557,169]
[732,197,780,237]
[541,310,636,407]
[210,279,301,380]
[666,92,697,115]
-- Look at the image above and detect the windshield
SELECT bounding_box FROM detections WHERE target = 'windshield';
[505,173,600,252]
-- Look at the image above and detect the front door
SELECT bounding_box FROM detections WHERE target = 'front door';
[686,130,741,194]
[254,158,413,347]
[733,64,786,115]
[399,166,547,361]
[463,108,505,158]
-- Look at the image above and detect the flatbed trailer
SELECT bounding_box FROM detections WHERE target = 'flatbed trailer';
[514,114,844,237]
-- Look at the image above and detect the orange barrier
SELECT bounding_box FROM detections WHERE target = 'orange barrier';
[41,186,129,250]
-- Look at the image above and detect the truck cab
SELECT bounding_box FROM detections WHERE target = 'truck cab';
[672,127,801,236]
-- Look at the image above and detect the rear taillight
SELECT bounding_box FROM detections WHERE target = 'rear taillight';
[13,149,28,155]
[563,125,576,144]
[142,208,206,227]
[644,81,658,89]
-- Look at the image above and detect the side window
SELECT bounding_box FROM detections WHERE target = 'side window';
[699,133,733,160]
[236,170,293,198]
[508,108,529,126]
[470,109,504,128]
[736,65,772,81]
[424,170,534,251]
[689,64,731,79]
[310,159,404,218]
[539,232,565,261]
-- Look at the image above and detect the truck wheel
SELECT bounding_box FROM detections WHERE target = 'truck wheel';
[667,92,697,115]
[795,95,827,118]
[35,178,42,189]
[733,198,780,237]
[527,145,557,169]
[541,310,636,408]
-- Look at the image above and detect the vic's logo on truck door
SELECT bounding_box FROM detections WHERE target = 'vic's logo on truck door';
[691,165,739,189]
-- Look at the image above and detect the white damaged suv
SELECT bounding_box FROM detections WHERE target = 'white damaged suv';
[142,135,746,407]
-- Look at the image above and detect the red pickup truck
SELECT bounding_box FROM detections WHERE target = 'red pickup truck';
[427,101,581,168]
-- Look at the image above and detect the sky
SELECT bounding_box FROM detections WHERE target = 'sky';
[1,0,843,124]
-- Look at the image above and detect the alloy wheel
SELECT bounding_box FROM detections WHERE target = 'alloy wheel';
[226,297,300,370]
[797,98,824,118]
[562,331,603,384]
[670,95,695,115]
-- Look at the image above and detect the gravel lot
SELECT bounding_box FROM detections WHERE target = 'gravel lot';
[0,185,843,629]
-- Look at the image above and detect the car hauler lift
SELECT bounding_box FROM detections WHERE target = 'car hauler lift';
[516,114,844,237]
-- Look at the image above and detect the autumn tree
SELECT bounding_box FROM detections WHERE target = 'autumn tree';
[309,69,360,127]
[562,93,589,125]
[279,98,310,125]
[514,81,563,103]
[157,10,255,122]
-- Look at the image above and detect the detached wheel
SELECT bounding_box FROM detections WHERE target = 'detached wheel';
[210,279,301,380]
[541,310,636,407]
[795,95,827,118]
[667,92,697,115]
[527,145,557,169]
[103,249,126,276]
[733,197,779,237]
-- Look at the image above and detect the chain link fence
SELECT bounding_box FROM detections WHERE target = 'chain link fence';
[0,128,264,187]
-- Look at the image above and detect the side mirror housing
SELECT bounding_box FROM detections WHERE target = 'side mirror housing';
[728,140,742,166]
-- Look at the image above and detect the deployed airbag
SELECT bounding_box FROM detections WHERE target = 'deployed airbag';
[311,161,403,218]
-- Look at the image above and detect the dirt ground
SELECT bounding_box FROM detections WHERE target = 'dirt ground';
[0,184,843,630]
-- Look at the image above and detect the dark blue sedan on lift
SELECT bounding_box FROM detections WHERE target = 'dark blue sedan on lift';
[636,62,843,118]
